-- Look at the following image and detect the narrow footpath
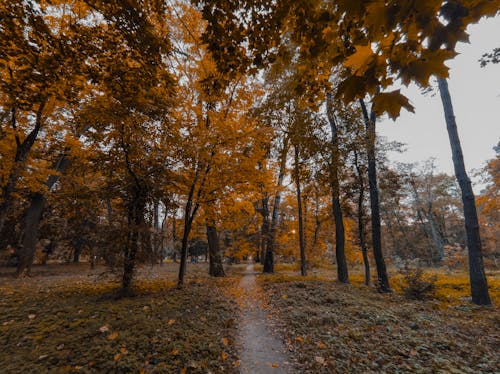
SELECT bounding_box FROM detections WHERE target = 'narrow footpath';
[236,263,294,374]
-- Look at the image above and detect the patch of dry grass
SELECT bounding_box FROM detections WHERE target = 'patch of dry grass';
[0,263,240,373]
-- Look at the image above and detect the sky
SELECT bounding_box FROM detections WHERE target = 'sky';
[378,16,500,179]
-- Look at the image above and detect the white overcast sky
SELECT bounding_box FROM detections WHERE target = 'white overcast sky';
[379,16,500,178]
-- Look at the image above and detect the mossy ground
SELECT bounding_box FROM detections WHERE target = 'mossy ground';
[0,263,240,373]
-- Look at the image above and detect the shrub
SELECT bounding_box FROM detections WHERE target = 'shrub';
[401,267,437,300]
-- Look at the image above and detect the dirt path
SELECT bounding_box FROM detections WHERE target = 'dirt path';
[237,263,293,373]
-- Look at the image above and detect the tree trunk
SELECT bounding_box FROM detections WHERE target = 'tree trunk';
[437,78,491,305]
[16,192,45,276]
[263,136,289,273]
[153,200,160,264]
[326,93,349,283]
[359,98,390,292]
[207,224,225,277]
[73,242,82,263]
[122,186,146,293]
[293,144,307,276]
[354,150,370,286]
[16,155,71,276]
[259,195,270,264]
[0,100,46,233]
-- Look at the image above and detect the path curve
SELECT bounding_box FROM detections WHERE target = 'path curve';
[237,263,293,373]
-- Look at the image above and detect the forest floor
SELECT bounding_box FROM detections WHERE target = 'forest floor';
[0,262,499,373]
[257,264,500,373]
[0,263,242,373]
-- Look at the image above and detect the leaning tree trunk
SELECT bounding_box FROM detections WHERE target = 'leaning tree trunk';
[359,98,390,292]
[354,150,370,286]
[437,78,491,305]
[293,144,307,276]
[326,93,349,283]
[0,101,46,234]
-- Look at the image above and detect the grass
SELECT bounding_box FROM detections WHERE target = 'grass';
[0,263,240,373]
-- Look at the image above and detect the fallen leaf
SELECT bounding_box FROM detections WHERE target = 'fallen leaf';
[281,294,287,300]
[221,351,228,361]
[114,353,121,361]
[317,341,327,349]
[315,356,325,364]
[167,319,175,326]
[108,332,119,341]
[180,368,187,374]
[295,336,304,343]
[28,314,36,320]
[99,325,109,333]
[120,347,128,354]
[221,337,229,346]
[171,349,179,356]
[271,363,280,368]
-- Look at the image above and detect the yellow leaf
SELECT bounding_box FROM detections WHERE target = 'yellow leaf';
[114,353,121,361]
[281,294,287,300]
[344,45,374,76]
[221,337,229,346]
[271,363,280,368]
[171,349,179,356]
[295,336,304,343]
[108,332,119,341]
[221,351,228,361]
[120,347,128,354]
[167,319,175,326]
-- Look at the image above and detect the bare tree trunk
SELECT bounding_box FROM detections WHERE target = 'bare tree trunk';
[354,150,370,286]
[152,200,160,264]
[178,193,199,287]
[207,223,225,277]
[437,78,490,305]
[259,194,270,264]
[359,98,390,292]
[326,93,349,283]
[293,144,307,276]
[310,186,321,254]
[263,136,289,273]
[122,185,146,294]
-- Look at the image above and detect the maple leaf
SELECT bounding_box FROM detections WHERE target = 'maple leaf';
[372,90,415,120]
[344,45,375,76]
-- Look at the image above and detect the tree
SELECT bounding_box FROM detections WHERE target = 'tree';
[437,78,491,305]
[359,98,390,292]
[325,92,348,283]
